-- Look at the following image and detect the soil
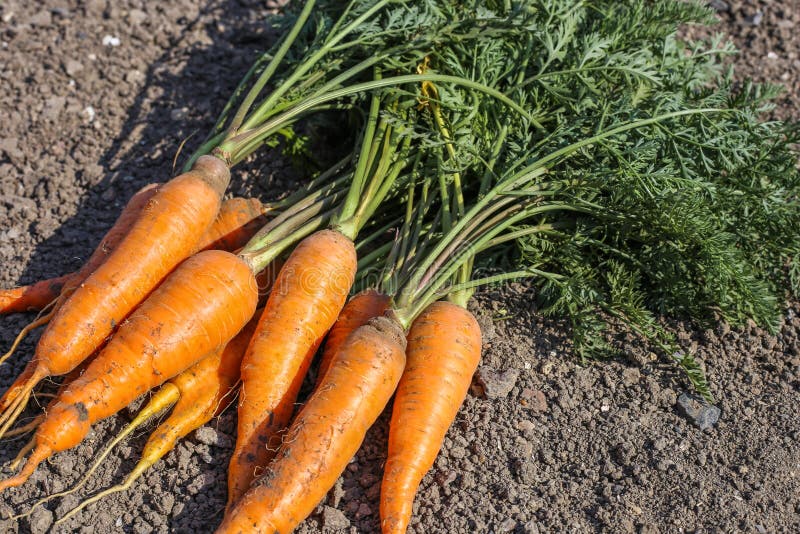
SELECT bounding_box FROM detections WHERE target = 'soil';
[0,1,798,533]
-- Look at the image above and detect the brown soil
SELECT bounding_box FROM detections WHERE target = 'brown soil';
[0,1,798,533]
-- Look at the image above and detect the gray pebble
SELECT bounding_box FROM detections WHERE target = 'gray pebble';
[676,393,721,431]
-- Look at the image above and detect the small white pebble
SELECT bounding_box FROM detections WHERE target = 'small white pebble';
[102,35,121,47]
[88,53,97,61]
[1,12,14,23]
[767,51,779,60]
[115,517,123,527]
[83,106,96,122]
[523,361,532,370]
[601,404,610,412]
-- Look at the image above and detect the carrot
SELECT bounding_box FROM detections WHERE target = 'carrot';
[10,383,181,523]
[13,316,259,525]
[0,194,266,317]
[2,352,100,441]
[199,197,270,252]
[0,156,230,437]
[315,289,390,387]
[0,183,159,363]
[0,274,71,315]
[226,229,357,509]
[380,301,481,533]
[0,248,257,491]
[217,315,407,534]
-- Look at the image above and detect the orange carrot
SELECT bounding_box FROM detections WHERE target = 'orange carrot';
[0,274,71,315]
[3,351,100,440]
[198,197,270,252]
[0,156,230,436]
[218,315,406,534]
[315,289,390,387]
[380,301,482,534]
[23,317,260,526]
[0,194,266,317]
[226,229,357,510]
[0,183,159,363]
[0,248,257,491]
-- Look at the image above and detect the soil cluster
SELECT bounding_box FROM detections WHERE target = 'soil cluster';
[0,1,798,533]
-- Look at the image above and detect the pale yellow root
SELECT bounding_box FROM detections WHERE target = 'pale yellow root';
[0,306,55,366]
[9,384,180,523]
[0,383,36,440]
[2,415,42,439]
[55,462,149,526]
[9,438,35,471]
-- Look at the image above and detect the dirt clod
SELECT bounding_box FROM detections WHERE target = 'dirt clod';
[475,367,519,399]
[24,507,53,534]
[321,506,350,531]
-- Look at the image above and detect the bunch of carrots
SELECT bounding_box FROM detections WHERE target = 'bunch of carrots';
[2,0,799,532]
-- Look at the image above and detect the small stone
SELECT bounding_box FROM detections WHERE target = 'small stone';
[65,59,84,76]
[194,426,234,448]
[101,187,116,201]
[83,106,96,123]
[676,392,721,431]
[767,51,779,60]
[520,388,547,412]
[656,460,673,472]
[170,108,189,121]
[745,11,763,26]
[29,10,52,26]
[0,137,21,160]
[128,8,147,24]
[3,227,21,241]
[709,0,728,11]
[102,35,121,47]
[125,69,145,84]
[497,518,517,532]
[476,367,519,399]
[523,520,541,534]
[652,438,667,451]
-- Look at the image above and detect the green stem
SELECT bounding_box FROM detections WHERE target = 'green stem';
[242,210,335,273]
[238,0,393,134]
[221,73,538,164]
[439,268,566,301]
[227,0,317,136]
[333,82,384,238]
